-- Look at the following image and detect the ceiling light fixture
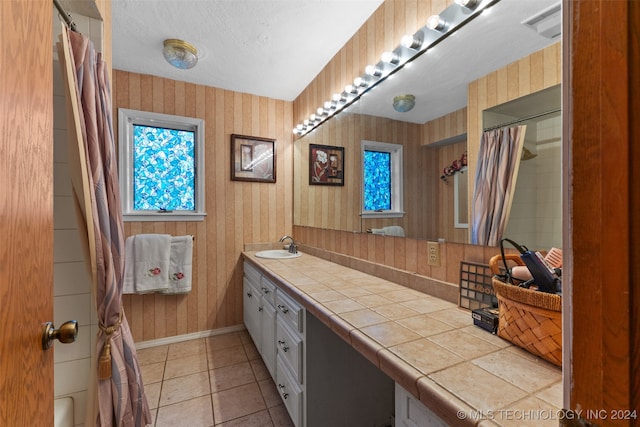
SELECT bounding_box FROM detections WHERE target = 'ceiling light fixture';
[162,39,198,70]
[393,94,416,113]
[293,0,494,136]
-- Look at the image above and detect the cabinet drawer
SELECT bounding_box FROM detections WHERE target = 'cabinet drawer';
[260,276,277,305]
[243,262,261,287]
[276,319,303,383]
[276,355,303,427]
[275,290,303,333]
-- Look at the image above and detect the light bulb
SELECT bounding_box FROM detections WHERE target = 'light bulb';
[381,51,399,64]
[365,64,382,77]
[401,33,424,50]
[353,76,368,88]
[426,14,447,31]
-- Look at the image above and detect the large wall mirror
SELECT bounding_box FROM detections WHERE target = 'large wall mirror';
[293,0,562,248]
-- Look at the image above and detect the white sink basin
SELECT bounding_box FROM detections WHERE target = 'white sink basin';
[255,249,302,259]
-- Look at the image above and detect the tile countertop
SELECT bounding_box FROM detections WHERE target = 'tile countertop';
[243,251,563,427]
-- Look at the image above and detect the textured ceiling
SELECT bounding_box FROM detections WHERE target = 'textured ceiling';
[111,0,384,101]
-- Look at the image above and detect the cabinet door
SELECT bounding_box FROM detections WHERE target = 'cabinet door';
[395,384,447,427]
[276,355,303,427]
[261,300,277,378]
[276,319,303,384]
[243,279,262,348]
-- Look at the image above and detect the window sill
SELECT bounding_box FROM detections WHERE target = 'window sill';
[360,211,405,219]
[123,212,207,222]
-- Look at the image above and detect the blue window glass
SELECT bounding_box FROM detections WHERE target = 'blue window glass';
[363,150,391,210]
[133,125,195,211]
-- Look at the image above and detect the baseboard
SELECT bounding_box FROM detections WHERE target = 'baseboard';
[134,324,246,350]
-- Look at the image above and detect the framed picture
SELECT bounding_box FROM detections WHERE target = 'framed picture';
[231,134,276,183]
[309,144,344,186]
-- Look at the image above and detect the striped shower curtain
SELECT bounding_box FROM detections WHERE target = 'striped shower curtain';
[58,25,151,427]
[471,126,526,246]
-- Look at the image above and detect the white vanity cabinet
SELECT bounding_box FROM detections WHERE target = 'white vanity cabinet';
[244,260,394,427]
[243,261,305,427]
[242,263,277,377]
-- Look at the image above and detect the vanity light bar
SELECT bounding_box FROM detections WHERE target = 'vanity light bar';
[292,0,500,136]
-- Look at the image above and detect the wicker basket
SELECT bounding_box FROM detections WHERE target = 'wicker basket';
[490,256,562,367]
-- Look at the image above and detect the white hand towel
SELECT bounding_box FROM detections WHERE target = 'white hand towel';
[162,235,193,294]
[123,236,136,294]
[132,234,172,293]
[382,226,405,237]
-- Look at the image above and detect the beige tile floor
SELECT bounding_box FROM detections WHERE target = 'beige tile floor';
[137,330,295,427]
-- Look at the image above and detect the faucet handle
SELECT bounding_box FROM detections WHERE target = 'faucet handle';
[278,235,298,253]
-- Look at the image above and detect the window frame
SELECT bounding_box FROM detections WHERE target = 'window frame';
[361,140,404,219]
[118,108,206,222]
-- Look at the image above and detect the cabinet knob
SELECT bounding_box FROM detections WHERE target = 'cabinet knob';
[258,306,263,312]
[278,383,289,399]
[246,292,252,298]
[261,287,270,293]
[277,304,289,314]
[278,339,289,352]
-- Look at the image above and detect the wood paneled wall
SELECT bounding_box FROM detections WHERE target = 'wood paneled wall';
[114,71,293,342]
[424,108,469,244]
[422,107,467,146]
[467,43,562,189]
[435,141,469,243]
[293,226,500,288]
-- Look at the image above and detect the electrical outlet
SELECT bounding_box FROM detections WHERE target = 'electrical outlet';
[427,241,440,266]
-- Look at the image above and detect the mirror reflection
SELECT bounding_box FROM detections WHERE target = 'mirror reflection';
[293,0,562,247]
[454,166,468,229]
[485,85,562,250]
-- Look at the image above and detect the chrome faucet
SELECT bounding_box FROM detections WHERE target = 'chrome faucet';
[279,235,298,254]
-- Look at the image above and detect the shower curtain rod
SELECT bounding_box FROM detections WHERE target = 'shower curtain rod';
[53,0,77,32]
[483,108,561,132]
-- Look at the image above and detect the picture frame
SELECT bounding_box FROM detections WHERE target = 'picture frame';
[309,144,344,186]
[231,134,276,183]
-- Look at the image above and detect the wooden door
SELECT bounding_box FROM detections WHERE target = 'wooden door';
[0,1,54,425]
[564,0,638,424]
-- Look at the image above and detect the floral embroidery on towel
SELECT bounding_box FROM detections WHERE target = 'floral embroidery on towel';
[148,267,162,276]
[171,272,184,281]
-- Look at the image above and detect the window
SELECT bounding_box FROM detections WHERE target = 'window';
[118,108,206,221]
[361,140,404,218]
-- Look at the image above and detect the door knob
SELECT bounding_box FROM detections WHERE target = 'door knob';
[42,320,78,350]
